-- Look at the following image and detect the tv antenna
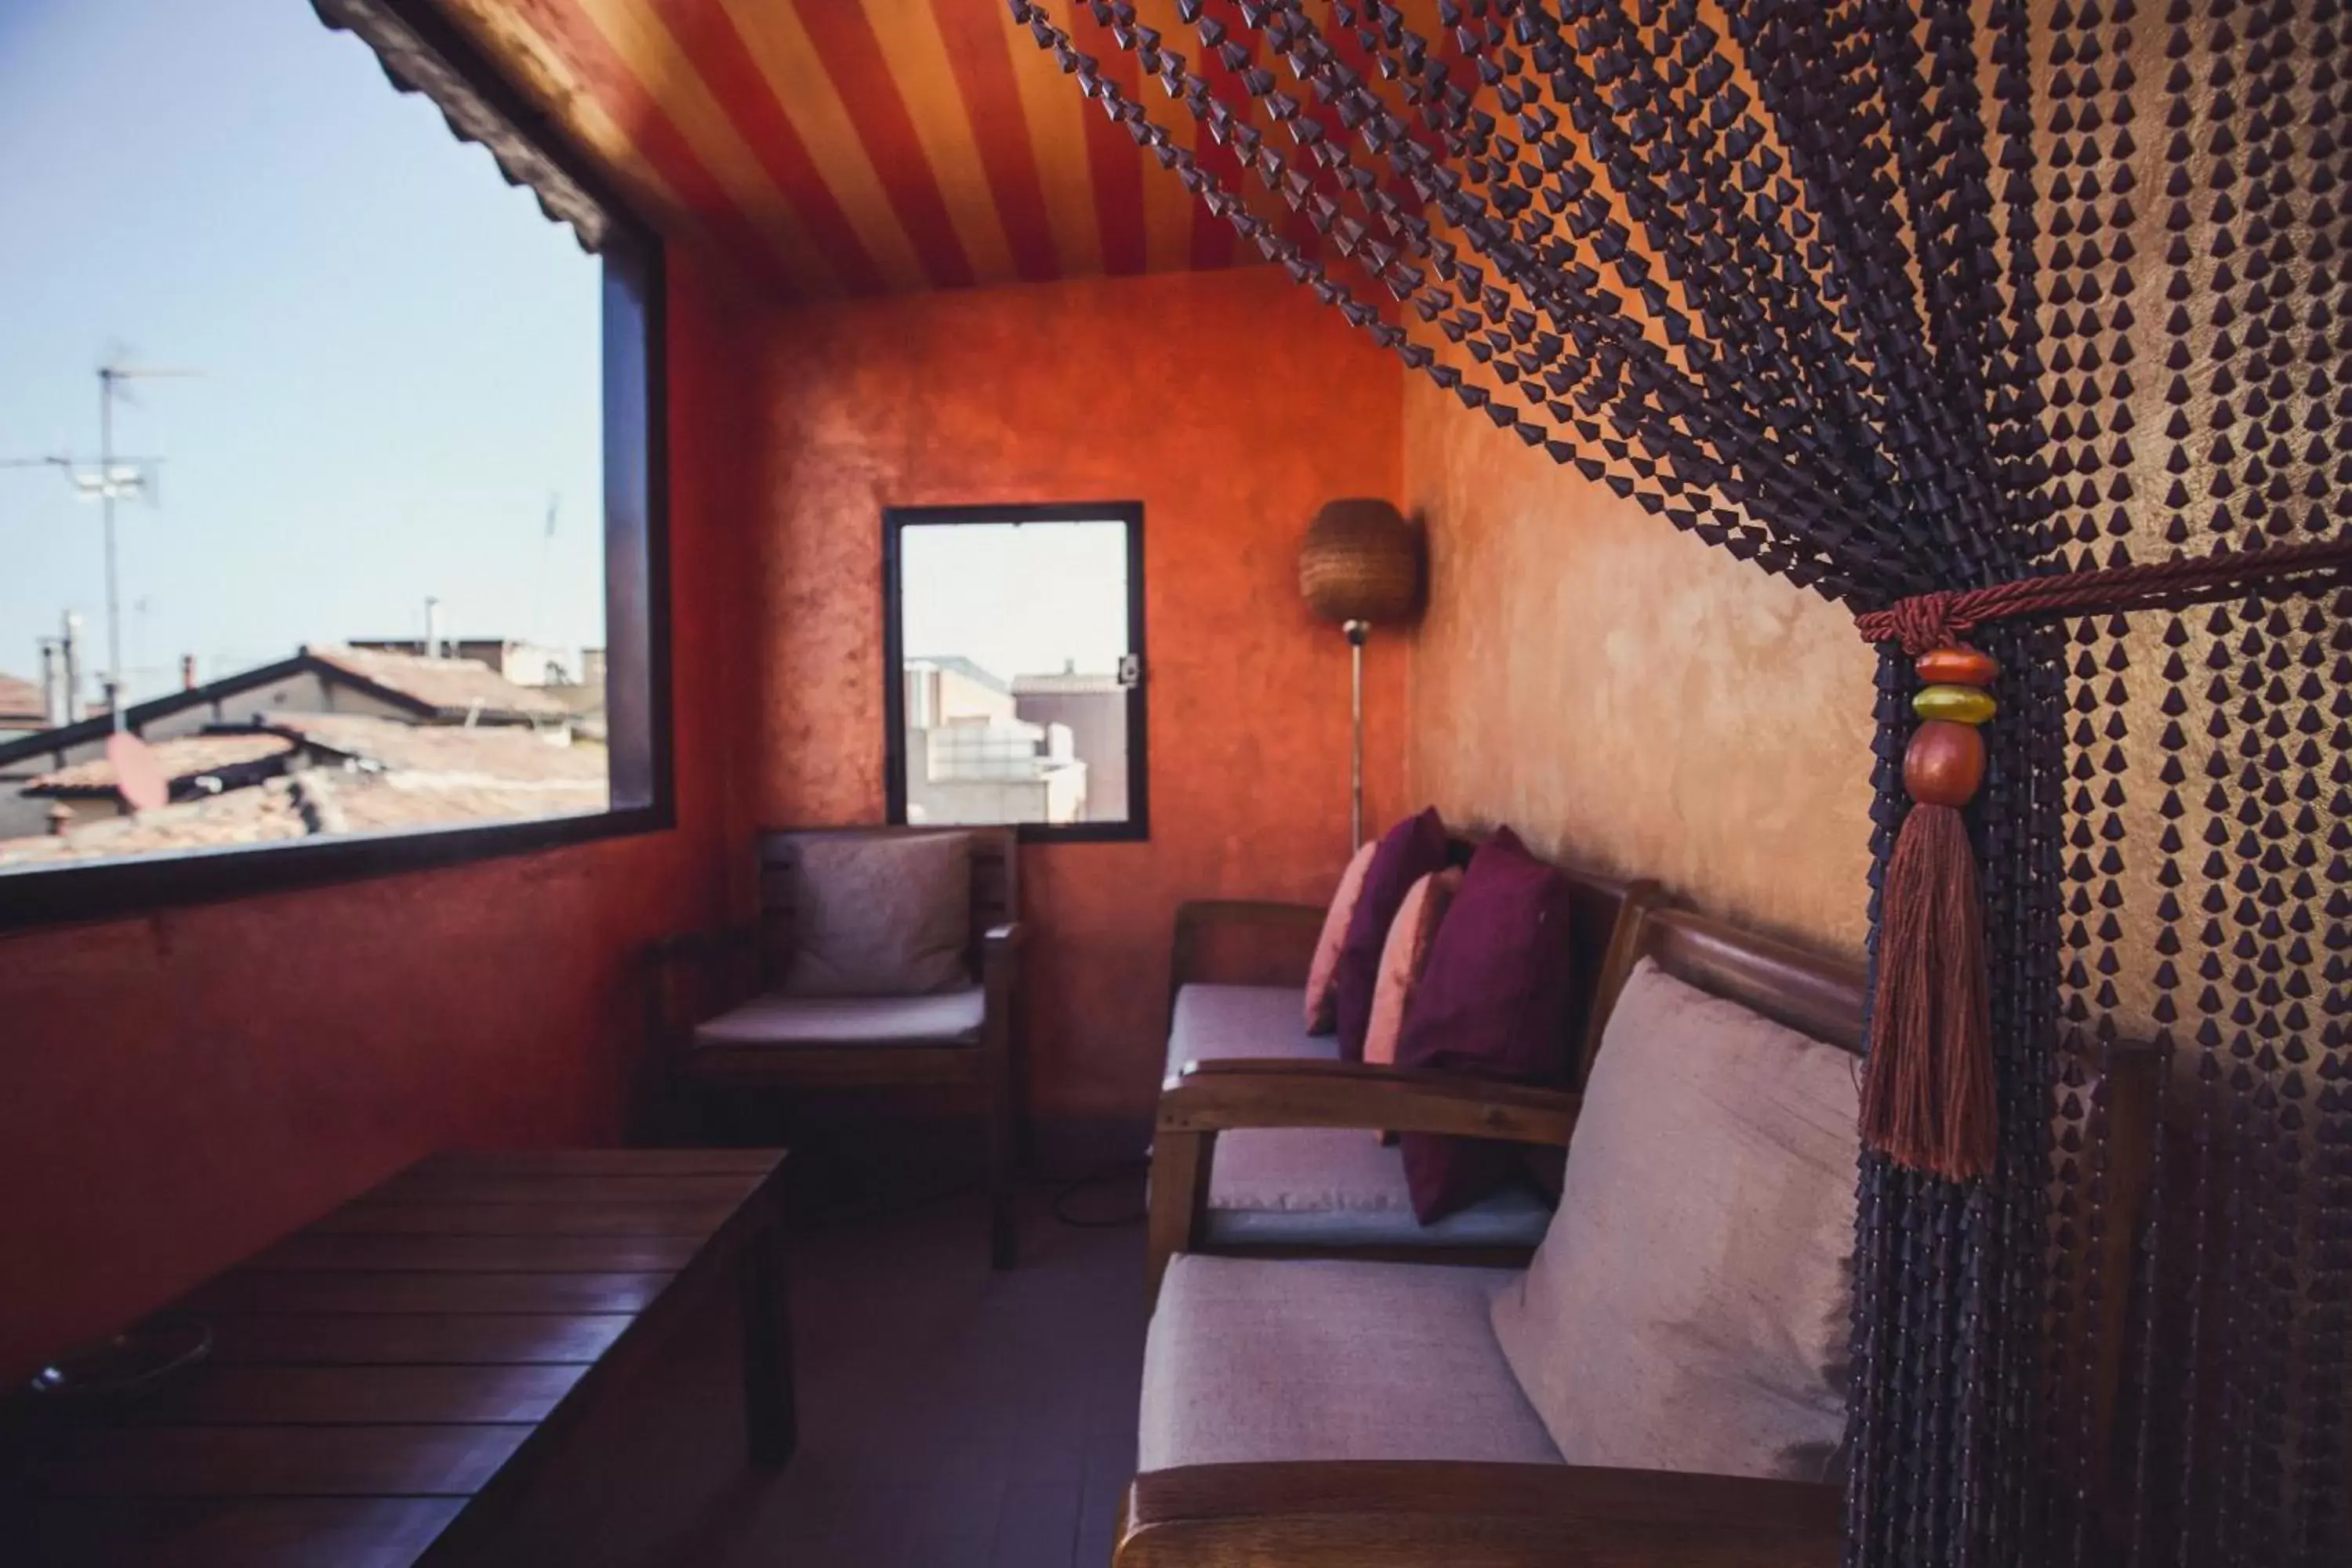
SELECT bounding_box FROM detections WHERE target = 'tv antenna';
[84,357,202,728]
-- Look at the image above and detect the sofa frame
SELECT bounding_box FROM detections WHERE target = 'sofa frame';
[1127,899,2165,1566]
[1146,857,1661,1295]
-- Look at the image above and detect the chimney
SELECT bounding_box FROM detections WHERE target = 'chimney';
[59,612,82,726]
[424,596,442,660]
[180,653,198,691]
[46,803,73,837]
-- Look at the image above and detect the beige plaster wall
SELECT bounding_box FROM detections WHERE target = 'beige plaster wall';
[1401,374,1880,956]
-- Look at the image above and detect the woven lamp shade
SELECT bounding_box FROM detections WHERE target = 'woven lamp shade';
[1298,499,1420,625]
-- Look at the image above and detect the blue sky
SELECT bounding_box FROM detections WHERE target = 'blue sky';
[902,521,1131,682]
[0,0,604,706]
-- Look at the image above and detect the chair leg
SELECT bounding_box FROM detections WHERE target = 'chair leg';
[985,1064,1018,1270]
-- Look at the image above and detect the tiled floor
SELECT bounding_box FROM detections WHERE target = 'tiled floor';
[702,1176,1151,1568]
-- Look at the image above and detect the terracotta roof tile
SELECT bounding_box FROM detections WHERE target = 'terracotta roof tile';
[0,766,607,869]
[0,779,310,866]
[270,713,606,781]
[26,733,296,795]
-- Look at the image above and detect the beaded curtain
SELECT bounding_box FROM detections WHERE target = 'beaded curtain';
[1003,2,2348,1564]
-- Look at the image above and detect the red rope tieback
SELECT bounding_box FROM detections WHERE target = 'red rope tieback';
[1855,537,2352,653]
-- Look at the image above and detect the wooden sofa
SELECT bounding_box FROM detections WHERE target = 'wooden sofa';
[1149,848,1660,1294]
[1121,901,2165,1566]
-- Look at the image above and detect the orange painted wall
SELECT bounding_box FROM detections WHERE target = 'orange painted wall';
[0,255,759,1381]
[752,267,1404,1122]
[1400,373,1878,955]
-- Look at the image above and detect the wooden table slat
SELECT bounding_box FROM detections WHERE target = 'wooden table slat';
[410,1149,783,1178]
[29,1497,468,1568]
[312,1201,738,1238]
[206,1312,633,1367]
[363,1173,765,1207]
[253,1233,708,1274]
[41,1425,532,1498]
[184,1270,676,1316]
[129,1365,587,1425]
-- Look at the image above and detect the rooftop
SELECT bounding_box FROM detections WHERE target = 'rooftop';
[24,733,296,797]
[0,673,45,729]
[305,645,571,720]
[908,655,1011,695]
[269,713,606,782]
[0,762,606,869]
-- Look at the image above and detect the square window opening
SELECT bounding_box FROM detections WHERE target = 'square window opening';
[883,505,1147,844]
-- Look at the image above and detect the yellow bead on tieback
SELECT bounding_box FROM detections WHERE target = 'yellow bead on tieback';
[1914,684,1998,725]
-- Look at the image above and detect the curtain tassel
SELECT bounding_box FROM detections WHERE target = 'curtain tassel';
[1859,648,1998,1182]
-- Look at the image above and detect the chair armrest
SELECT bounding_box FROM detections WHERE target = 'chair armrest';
[981,921,1025,1001]
[643,924,760,1051]
[1171,898,1327,995]
[646,923,759,964]
[1117,1461,1840,1568]
[1160,1059,1582,1148]
[1144,1063,1581,1298]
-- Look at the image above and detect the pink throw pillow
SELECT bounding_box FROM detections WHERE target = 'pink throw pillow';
[1363,868,1463,1067]
[1303,840,1379,1033]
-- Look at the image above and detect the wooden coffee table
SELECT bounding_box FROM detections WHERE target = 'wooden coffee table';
[9,1148,791,1566]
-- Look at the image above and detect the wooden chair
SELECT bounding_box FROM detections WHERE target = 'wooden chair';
[1122,902,2165,1566]
[1147,854,1661,1296]
[646,826,1025,1268]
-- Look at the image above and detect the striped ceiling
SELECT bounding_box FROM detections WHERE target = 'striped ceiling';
[432,0,1455,300]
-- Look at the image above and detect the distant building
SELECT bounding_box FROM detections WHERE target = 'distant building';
[350,636,581,688]
[0,644,572,840]
[0,673,45,739]
[1012,669,1128,823]
[902,655,1087,826]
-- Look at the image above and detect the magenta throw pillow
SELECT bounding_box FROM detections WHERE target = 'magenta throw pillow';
[1332,808,1450,1061]
[1396,826,1580,1221]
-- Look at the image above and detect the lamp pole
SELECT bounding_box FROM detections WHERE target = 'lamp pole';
[1346,619,1368,849]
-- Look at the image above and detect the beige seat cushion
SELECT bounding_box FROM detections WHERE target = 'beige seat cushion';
[1167,983,1339,1076]
[782,831,971,997]
[1163,984,1552,1247]
[693,987,985,1049]
[1490,957,1858,1482]
[1139,1255,1559,1472]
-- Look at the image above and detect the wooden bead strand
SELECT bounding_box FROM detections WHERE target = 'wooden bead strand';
[1903,646,1999,807]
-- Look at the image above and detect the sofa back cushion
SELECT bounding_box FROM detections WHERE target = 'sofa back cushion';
[782,831,974,997]
[1332,808,1450,1060]
[1489,956,1858,1481]
[1394,829,1579,1220]
[1363,867,1462,1068]
[1303,840,1379,1034]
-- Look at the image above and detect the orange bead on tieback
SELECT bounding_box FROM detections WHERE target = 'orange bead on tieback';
[1915,644,1998,687]
[1904,720,1987,808]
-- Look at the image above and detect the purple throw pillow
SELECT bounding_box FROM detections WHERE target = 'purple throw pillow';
[1396,826,1581,1221]
[1333,808,1450,1061]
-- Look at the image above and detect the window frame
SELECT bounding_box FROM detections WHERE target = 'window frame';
[880,502,1149,846]
[0,0,671,934]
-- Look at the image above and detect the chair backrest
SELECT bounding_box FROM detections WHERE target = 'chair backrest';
[753,825,1018,985]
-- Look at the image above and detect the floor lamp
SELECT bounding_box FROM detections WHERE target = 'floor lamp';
[1298,499,1421,849]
